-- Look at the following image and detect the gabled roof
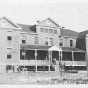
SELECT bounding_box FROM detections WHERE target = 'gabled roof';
[47,18,60,27]
[60,29,78,38]
[37,18,60,27]
[78,30,88,38]
[17,24,36,33]
[0,17,21,29]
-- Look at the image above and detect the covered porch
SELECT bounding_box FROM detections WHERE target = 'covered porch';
[61,47,86,71]
[20,44,86,72]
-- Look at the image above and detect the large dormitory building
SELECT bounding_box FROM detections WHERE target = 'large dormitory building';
[0,17,87,73]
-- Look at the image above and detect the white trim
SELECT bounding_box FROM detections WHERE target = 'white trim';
[20,32,38,35]
[36,25,60,28]
[0,26,21,30]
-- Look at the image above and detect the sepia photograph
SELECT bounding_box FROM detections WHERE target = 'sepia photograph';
[0,0,88,86]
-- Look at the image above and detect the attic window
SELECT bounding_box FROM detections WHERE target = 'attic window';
[1,19,7,26]
[46,20,51,25]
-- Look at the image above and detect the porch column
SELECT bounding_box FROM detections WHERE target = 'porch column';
[59,51,60,71]
[72,51,74,70]
[60,51,63,77]
[35,49,37,72]
[48,50,50,72]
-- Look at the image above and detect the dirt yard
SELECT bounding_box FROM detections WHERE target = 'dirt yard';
[0,71,88,85]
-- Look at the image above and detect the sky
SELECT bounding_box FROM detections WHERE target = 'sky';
[0,0,88,32]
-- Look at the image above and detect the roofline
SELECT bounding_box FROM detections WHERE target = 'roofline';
[37,18,60,27]
[20,32,38,34]
[0,16,22,30]
[36,25,60,28]
[61,36,78,38]
[0,26,22,30]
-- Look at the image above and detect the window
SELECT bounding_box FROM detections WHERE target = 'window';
[45,37,48,45]
[22,35,26,44]
[60,39,63,46]
[35,36,39,44]
[70,40,73,47]
[49,38,53,46]
[45,28,48,33]
[40,28,44,32]
[54,30,57,34]
[49,29,52,33]
[7,48,12,59]
[20,49,25,60]
[7,31,12,41]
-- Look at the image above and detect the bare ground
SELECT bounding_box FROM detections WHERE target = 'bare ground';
[0,71,87,85]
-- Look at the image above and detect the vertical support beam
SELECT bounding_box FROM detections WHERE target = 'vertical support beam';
[85,34,88,77]
[48,50,50,72]
[59,51,60,71]
[51,51,52,63]
[60,51,63,77]
[51,51,53,71]
[35,49,37,72]
[72,51,74,70]
[23,49,26,71]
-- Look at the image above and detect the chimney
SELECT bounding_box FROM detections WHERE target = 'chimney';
[37,20,40,24]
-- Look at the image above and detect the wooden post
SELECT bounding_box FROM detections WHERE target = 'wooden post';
[35,49,37,72]
[48,50,50,72]
[59,51,60,71]
[85,36,88,77]
[72,51,74,71]
[60,51,63,77]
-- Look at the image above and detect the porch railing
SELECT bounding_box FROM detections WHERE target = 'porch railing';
[20,60,50,66]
